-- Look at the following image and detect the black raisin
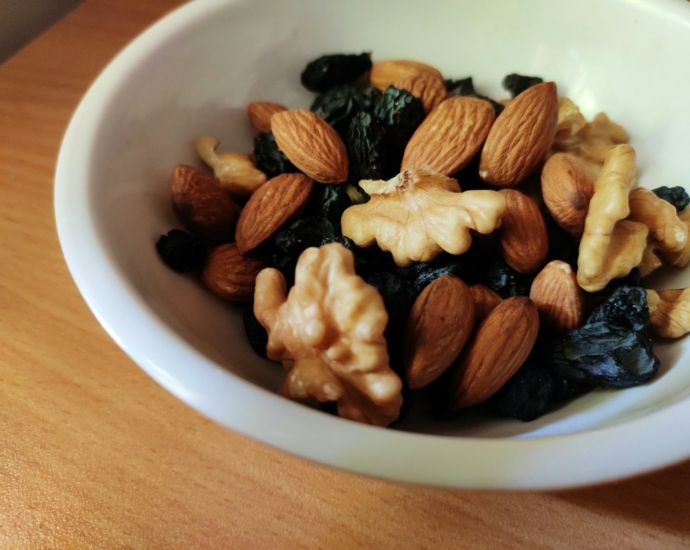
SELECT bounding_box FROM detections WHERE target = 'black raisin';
[587,285,649,334]
[543,212,579,270]
[396,251,481,292]
[156,229,208,272]
[502,73,544,97]
[550,373,591,403]
[373,86,425,146]
[652,186,690,212]
[316,185,352,234]
[300,52,372,92]
[348,111,387,181]
[482,258,534,298]
[445,76,504,116]
[242,305,268,358]
[311,84,371,137]
[253,132,298,178]
[491,362,554,422]
[382,143,405,179]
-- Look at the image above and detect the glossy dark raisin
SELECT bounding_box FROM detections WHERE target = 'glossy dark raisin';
[587,286,649,334]
[316,185,352,234]
[445,76,504,116]
[373,86,425,146]
[156,229,208,273]
[592,268,642,298]
[253,132,298,178]
[300,52,373,92]
[550,373,591,403]
[502,73,544,97]
[348,111,387,181]
[395,251,481,292]
[311,85,370,137]
[652,186,690,212]
[242,305,268,358]
[543,212,579,270]
[483,258,534,298]
[491,362,554,422]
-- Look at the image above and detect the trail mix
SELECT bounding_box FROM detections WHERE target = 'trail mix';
[155,52,690,427]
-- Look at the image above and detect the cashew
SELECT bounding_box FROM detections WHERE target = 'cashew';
[647,288,690,339]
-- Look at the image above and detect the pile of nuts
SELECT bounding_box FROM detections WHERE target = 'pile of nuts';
[156,53,690,428]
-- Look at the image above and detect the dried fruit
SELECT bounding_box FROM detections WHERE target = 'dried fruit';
[370,59,443,92]
[316,184,352,234]
[201,243,266,302]
[529,260,584,333]
[300,52,372,92]
[311,84,379,137]
[156,229,208,273]
[393,73,446,113]
[247,102,287,134]
[491,361,554,422]
[482,258,534,299]
[253,132,298,178]
[347,111,387,181]
[652,186,690,212]
[469,284,502,322]
[502,73,543,97]
[445,77,504,116]
[373,86,426,146]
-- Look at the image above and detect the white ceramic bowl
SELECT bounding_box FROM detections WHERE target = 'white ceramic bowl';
[55,0,690,489]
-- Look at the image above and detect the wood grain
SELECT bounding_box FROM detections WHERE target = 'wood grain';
[1,1,690,548]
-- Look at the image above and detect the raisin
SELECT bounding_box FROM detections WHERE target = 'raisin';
[587,285,649,334]
[491,362,554,422]
[300,52,373,92]
[316,185,352,234]
[453,153,494,191]
[373,86,425,146]
[253,132,298,178]
[242,305,268,358]
[396,251,480,292]
[445,76,504,116]
[502,73,544,97]
[550,373,591,403]
[348,111,387,181]
[311,84,372,137]
[156,229,208,273]
[543,212,579,270]
[652,186,690,212]
[382,142,405,179]
[483,258,534,298]
[592,268,642,297]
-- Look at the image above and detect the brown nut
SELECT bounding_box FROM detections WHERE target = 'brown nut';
[370,59,443,92]
[247,101,287,134]
[448,297,539,410]
[271,110,348,184]
[479,82,559,187]
[393,73,447,113]
[495,189,549,274]
[171,164,240,244]
[401,96,495,176]
[541,153,594,238]
[647,288,690,339]
[202,243,266,302]
[469,284,502,322]
[529,260,584,333]
[403,275,475,390]
[235,173,313,253]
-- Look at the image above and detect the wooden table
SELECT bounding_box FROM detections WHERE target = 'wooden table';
[1,1,689,547]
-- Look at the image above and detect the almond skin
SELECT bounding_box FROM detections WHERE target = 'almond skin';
[541,153,594,238]
[448,297,539,410]
[479,81,558,187]
[403,275,475,390]
[495,189,549,274]
[401,96,495,176]
[370,59,443,92]
[529,260,584,333]
[469,284,502,322]
[171,164,240,244]
[271,110,348,184]
[247,101,287,134]
[393,73,446,113]
[235,173,313,253]
[202,243,266,302]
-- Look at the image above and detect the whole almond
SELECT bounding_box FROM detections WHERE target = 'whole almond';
[247,101,287,134]
[529,260,584,333]
[469,284,502,322]
[495,189,549,274]
[393,73,447,113]
[370,59,444,91]
[202,243,266,302]
[448,297,539,410]
[401,96,495,176]
[541,153,594,238]
[479,81,558,187]
[271,110,348,183]
[171,164,240,244]
[403,275,475,390]
[235,173,314,253]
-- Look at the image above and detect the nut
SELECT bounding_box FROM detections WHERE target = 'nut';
[401,96,495,176]
[529,260,584,333]
[370,59,443,92]
[639,244,664,277]
[171,164,240,244]
[628,187,688,253]
[541,152,594,238]
[235,173,313,253]
[247,101,287,134]
[201,243,266,302]
[661,208,690,267]
[271,109,349,183]
[469,284,502,322]
[479,82,559,187]
[403,275,475,390]
[647,288,690,339]
[393,73,447,113]
[495,189,549,274]
[554,97,587,141]
[448,297,539,410]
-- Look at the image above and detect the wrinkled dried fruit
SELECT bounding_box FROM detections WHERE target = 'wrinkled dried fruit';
[491,362,553,422]
[300,52,372,92]
[253,132,298,178]
[311,84,379,137]
[156,229,208,273]
[316,184,352,234]
[347,111,387,181]
[482,258,534,299]
[373,86,426,146]
[396,251,481,293]
[652,186,690,212]
[502,73,544,97]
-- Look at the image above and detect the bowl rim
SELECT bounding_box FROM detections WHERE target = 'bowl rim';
[55,0,690,489]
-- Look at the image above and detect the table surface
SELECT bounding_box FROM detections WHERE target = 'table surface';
[2,1,690,548]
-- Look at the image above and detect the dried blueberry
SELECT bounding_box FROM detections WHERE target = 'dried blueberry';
[253,132,298,178]
[491,362,554,422]
[446,76,504,116]
[502,73,544,97]
[242,305,268,358]
[348,111,387,181]
[156,229,208,272]
[300,52,372,92]
[373,86,425,146]
[652,186,690,212]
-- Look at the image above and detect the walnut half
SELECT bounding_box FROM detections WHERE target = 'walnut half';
[254,243,403,426]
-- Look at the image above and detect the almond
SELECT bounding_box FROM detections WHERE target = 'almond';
[235,173,313,253]
[495,189,549,274]
[403,275,475,390]
[393,73,446,113]
[202,243,266,302]
[448,297,539,410]
[247,101,287,134]
[469,284,502,322]
[171,164,240,244]
[370,59,443,91]
[401,96,495,176]
[479,81,558,187]
[541,153,594,238]
[529,260,584,333]
[271,110,348,183]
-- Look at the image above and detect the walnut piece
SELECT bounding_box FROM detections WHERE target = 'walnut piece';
[554,97,587,141]
[197,136,267,198]
[660,208,690,268]
[628,187,688,253]
[341,168,507,267]
[253,242,402,426]
[647,288,690,339]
